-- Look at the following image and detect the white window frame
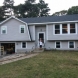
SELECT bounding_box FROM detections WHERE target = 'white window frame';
[55,41,61,48]
[62,24,68,34]
[21,42,27,49]
[1,26,7,34]
[20,25,25,33]
[68,41,75,49]
[69,23,77,34]
[54,24,61,35]
[53,23,77,35]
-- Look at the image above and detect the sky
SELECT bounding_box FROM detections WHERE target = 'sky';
[0,0,78,14]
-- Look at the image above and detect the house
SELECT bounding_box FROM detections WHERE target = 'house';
[0,14,78,55]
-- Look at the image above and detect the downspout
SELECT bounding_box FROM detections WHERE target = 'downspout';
[28,25,32,41]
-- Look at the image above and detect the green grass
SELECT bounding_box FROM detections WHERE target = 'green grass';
[0,51,78,78]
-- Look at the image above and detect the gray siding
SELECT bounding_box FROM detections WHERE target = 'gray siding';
[0,18,30,41]
[16,42,35,53]
[47,23,78,40]
[29,25,35,40]
[46,41,78,50]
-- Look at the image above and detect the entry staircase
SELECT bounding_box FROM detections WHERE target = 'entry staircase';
[33,48,44,52]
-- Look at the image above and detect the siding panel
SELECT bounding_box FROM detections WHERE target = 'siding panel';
[0,18,30,41]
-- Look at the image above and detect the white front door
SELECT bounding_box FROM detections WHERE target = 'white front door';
[38,32,45,48]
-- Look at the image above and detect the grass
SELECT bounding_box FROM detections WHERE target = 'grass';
[0,51,78,78]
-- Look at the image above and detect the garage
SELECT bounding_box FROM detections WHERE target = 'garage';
[1,43,15,54]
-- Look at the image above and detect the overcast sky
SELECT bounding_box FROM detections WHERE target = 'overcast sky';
[0,0,78,14]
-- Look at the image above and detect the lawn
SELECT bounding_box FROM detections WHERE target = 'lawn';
[0,51,78,78]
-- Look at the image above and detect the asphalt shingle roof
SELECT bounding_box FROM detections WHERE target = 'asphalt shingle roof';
[19,14,78,23]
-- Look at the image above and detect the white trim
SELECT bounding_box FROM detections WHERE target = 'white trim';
[0,16,27,25]
[33,25,35,40]
[38,32,45,48]
[55,41,61,49]
[21,42,27,49]
[53,24,61,35]
[1,26,7,34]
[28,20,78,25]
[68,23,70,34]
[53,23,77,35]
[75,23,77,34]
[68,41,75,49]
[60,24,62,35]
[19,25,25,33]
[46,25,48,40]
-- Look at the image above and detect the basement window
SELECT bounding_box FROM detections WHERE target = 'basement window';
[22,42,26,48]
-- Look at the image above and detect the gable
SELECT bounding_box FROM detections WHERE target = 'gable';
[0,18,26,26]
[0,17,31,41]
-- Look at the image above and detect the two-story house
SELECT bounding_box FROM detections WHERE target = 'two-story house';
[0,14,78,54]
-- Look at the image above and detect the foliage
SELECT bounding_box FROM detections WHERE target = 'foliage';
[37,0,50,17]
[0,6,5,21]
[0,51,78,78]
[3,0,14,18]
[52,10,67,16]
[67,6,78,15]
[14,0,50,18]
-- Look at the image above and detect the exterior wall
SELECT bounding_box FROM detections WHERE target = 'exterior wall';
[29,25,35,40]
[0,42,35,54]
[16,42,35,53]
[35,26,46,48]
[0,43,1,56]
[0,18,30,41]
[46,41,78,50]
[47,23,78,40]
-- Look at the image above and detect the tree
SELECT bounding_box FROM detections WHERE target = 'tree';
[14,0,39,18]
[67,6,78,15]
[52,10,67,16]
[14,0,50,17]
[0,6,5,21]
[3,0,14,18]
[37,0,50,17]
[24,0,39,17]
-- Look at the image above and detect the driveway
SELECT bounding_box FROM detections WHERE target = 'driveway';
[0,53,38,65]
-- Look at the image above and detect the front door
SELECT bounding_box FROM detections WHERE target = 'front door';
[38,32,45,48]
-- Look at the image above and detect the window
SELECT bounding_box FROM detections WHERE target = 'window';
[55,25,60,34]
[22,42,26,48]
[55,42,60,48]
[62,24,68,34]
[69,41,75,48]
[70,24,76,33]
[54,23,76,35]
[20,25,25,33]
[1,26,7,34]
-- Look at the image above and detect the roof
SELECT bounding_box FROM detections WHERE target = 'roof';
[19,14,78,24]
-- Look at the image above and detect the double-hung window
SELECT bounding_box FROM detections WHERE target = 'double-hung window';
[20,25,25,33]
[55,42,61,48]
[69,41,75,48]
[70,24,76,34]
[62,24,68,34]
[55,25,60,34]
[22,42,26,48]
[1,26,7,34]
